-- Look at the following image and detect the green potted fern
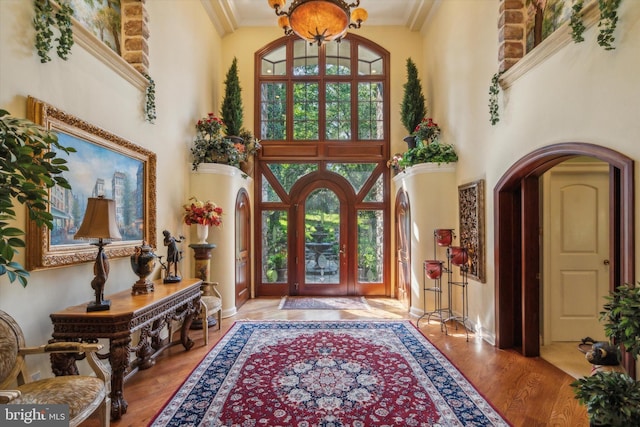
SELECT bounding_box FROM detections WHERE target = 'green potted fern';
[571,284,640,426]
[400,58,426,149]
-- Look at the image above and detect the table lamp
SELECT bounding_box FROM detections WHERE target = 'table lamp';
[75,196,122,312]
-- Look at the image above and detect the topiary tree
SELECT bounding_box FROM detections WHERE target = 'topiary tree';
[220,57,243,137]
[0,109,75,286]
[400,57,426,136]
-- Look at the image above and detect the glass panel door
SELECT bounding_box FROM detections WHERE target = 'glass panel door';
[298,186,347,295]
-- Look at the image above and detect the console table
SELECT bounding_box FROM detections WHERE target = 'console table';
[49,278,202,420]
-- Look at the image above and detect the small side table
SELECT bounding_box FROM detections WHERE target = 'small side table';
[189,243,217,329]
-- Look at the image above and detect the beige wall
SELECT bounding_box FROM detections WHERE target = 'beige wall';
[1,0,638,376]
[0,0,222,376]
[421,0,640,341]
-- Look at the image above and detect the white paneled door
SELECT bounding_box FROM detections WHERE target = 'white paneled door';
[544,162,609,343]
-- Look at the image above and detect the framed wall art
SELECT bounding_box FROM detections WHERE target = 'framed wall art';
[458,179,485,282]
[26,96,156,270]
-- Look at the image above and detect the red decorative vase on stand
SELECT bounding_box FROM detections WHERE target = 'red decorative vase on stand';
[449,246,468,266]
[424,260,443,279]
[435,229,454,246]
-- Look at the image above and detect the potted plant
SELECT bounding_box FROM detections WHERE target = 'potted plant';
[220,57,243,140]
[400,58,426,149]
[397,119,458,169]
[268,253,287,282]
[237,128,262,175]
[190,113,244,170]
[0,109,75,286]
[571,284,640,426]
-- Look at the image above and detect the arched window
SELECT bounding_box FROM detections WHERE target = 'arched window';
[254,34,390,297]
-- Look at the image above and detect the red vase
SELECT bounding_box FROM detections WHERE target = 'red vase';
[449,246,468,266]
[424,260,443,279]
[435,229,453,246]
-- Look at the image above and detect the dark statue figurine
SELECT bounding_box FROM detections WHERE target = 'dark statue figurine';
[162,230,184,283]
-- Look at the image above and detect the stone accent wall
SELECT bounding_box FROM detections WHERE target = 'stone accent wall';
[498,0,525,72]
[121,0,149,75]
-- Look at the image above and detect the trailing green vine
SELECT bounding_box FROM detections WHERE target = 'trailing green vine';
[33,0,74,62]
[569,0,586,43]
[488,71,504,126]
[33,0,55,63]
[55,1,74,59]
[597,0,622,50]
[144,73,157,124]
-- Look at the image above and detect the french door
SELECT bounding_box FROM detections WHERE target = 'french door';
[293,180,348,295]
[256,164,388,297]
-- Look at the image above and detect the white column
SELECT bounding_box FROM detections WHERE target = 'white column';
[393,163,457,318]
[189,163,253,318]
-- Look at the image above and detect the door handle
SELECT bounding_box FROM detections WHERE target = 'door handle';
[603,259,610,265]
[339,244,346,257]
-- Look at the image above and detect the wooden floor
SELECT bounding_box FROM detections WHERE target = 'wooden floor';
[85,297,589,427]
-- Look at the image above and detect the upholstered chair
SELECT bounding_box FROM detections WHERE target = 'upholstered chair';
[201,281,222,345]
[0,310,111,427]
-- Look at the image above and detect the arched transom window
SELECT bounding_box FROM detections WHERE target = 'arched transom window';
[254,34,391,297]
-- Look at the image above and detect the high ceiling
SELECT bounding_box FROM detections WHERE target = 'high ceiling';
[203,0,436,37]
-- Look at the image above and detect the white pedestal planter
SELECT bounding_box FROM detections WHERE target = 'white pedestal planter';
[189,163,252,318]
[393,163,457,318]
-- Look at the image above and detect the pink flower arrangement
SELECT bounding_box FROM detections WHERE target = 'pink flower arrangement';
[183,197,223,227]
[196,113,224,135]
[413,117,441,144]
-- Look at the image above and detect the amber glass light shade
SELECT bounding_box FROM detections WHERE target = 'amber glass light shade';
[278,15,291,30]
[290,1,349,44]
[350,7,368,24]
[424,260,443,279]
[268,0,286,9]
[269,0,366,46]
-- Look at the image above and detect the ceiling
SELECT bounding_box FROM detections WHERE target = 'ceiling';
[203,0,437,37]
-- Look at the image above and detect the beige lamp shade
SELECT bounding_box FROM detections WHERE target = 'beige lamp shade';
[75,196,122,241]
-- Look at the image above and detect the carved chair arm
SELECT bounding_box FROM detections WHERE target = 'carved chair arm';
[19,342,110,385]
[0,390,21,404]
[20,342,102,355]
[202,281,222,299]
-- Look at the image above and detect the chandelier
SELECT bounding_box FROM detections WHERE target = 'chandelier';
[268,0,368,46]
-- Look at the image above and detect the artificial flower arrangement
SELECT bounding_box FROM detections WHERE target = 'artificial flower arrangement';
[238,128,262,157]
[412,117,440,145]
[191,113,262,171]
[390,117,458,172]
[183,197,223,227]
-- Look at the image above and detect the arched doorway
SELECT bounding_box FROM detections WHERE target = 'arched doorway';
[494,142,635,375]
[291,177,349,295]
[235,189,251,308]
[395,190,411,310]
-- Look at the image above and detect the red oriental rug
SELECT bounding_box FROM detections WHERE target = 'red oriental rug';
[150,321,510,427]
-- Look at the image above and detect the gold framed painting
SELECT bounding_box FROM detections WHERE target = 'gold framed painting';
[458,179,485,283]
[26,96,157,270]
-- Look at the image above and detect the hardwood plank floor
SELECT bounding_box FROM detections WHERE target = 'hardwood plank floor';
[84,297,589,426]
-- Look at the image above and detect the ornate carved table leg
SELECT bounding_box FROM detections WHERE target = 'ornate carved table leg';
[109,335,131,420]
[180,299,199,350]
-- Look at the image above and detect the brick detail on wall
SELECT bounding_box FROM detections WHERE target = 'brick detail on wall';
[121,0,149,75]
[498,0,525,72]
